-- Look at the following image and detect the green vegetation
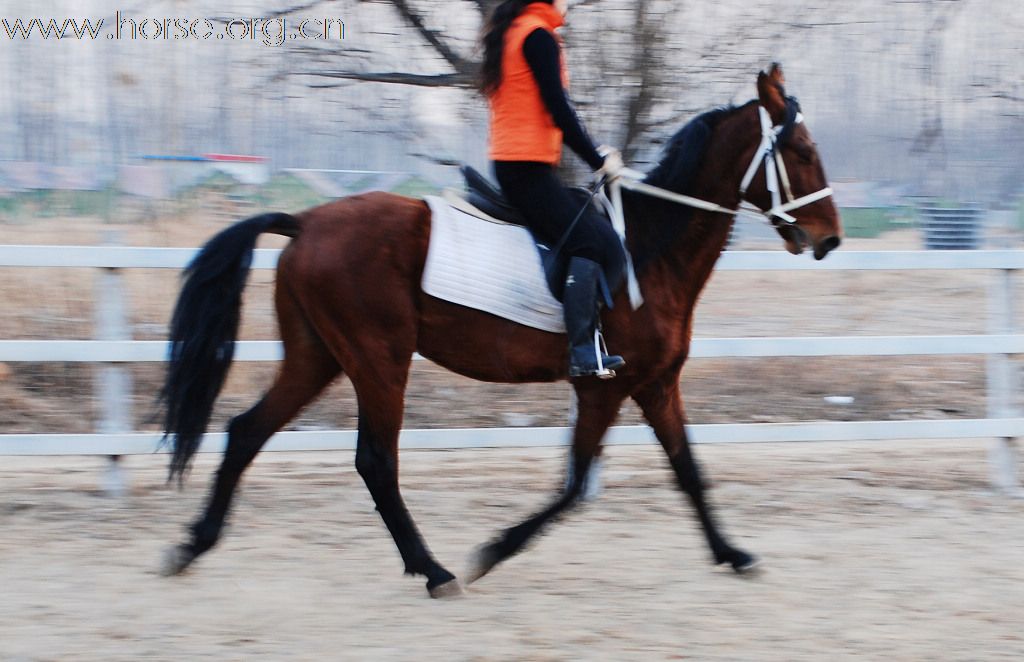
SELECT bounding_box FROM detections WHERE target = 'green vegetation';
[0,188,116,221]
[0,173,442,222]
[390,176,439,198]
[837,207,900,239]
[255,173,329,211]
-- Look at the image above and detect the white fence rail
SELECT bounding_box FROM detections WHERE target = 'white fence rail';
[2,335,1023,363]
[0,246,1020,488]
[1,419,1022,457]
[2,245,1022,270]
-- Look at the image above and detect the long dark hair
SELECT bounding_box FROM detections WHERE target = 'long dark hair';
[478,0,554,96]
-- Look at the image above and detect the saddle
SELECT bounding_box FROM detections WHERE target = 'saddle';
[456,165,614,303]
[460,165,609,228]
[461,165,528,226]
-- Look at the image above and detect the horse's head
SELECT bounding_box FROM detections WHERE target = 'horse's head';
[741,64,843,260]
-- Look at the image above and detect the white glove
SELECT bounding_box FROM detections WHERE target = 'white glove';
[596,145,624,181]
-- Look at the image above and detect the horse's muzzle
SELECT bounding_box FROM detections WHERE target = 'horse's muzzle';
[813,235,841,261]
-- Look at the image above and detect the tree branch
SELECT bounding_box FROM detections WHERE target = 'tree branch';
[621,1,668,161]
[990,91,1024,103]
[385,0,474,74]
[268,1,332,18]
[296,70,473,87]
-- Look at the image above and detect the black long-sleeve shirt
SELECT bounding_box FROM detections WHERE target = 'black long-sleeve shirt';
[521,28,605,171]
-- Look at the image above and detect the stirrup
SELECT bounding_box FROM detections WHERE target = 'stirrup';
[569,329,624,379]
[593,328,617,379]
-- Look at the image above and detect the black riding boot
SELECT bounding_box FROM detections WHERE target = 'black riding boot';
[564,257,625,379]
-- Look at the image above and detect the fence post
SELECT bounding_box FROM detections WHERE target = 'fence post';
[987,268,1021,495]
[95,231,132,496]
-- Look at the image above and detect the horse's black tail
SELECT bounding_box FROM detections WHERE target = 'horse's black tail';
[161,212,300,481]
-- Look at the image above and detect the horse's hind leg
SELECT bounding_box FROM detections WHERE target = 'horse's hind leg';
[163,287,340,575]
[467,387,624,585]
[351,374,461,598]
[632,372,758,573]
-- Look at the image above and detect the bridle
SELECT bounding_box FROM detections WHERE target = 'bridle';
[738,105,834,225]
[611,104,834,225]
[604,103,834,308]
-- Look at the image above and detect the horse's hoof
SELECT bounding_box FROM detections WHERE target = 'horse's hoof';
[733,554,761,575]
[717,549,761,575]
[160,544,195,577]
[428,578,464,599]
[464,543,500,585]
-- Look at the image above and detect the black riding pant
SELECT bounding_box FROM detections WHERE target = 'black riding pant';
[493,161,625,281]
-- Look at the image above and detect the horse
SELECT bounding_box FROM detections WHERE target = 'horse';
[160,64,842,598]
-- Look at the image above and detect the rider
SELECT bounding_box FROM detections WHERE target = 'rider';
[480,0,627,378]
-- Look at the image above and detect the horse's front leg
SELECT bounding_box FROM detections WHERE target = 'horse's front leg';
[633,374,759,573]
[466,385,625,585]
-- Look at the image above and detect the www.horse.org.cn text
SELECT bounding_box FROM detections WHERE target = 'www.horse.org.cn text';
[1,13,346,46]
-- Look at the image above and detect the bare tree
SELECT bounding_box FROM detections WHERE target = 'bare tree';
[618,0,670,162]
[290,0,481,88]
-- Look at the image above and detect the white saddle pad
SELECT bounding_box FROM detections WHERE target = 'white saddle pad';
[422,193,566,333]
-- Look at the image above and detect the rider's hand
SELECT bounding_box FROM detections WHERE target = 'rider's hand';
[596,145,624,181]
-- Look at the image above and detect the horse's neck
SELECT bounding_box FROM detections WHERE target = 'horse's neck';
[633,204,734,309]
[625,111,752,307]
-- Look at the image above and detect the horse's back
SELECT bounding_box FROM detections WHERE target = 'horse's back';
[272,192,432,352]
[283,191,431,284]
[277,191,568,382]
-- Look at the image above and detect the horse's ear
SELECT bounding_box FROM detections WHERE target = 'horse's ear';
[757,63,787,125]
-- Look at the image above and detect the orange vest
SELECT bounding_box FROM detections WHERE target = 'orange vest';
[488,3,568,165]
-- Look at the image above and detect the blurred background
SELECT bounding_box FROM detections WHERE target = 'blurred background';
[0,0,1021,434]
[1,0,1022,208]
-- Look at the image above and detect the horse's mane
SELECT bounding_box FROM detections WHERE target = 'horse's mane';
[629,97,800,270]
[644,96,801,193]
[643,102,749,194]
[628,102,749,269]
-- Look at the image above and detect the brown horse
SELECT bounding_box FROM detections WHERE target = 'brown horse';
[160,64,842,597]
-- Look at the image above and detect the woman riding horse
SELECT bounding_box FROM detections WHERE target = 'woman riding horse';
[160,63,842,598]
[481,0,626,378]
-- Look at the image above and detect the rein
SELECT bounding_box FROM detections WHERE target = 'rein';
[605,104,834,309]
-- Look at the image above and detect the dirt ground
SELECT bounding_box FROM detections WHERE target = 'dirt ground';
[2,209,1023,659]
[2,440,1024,661]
